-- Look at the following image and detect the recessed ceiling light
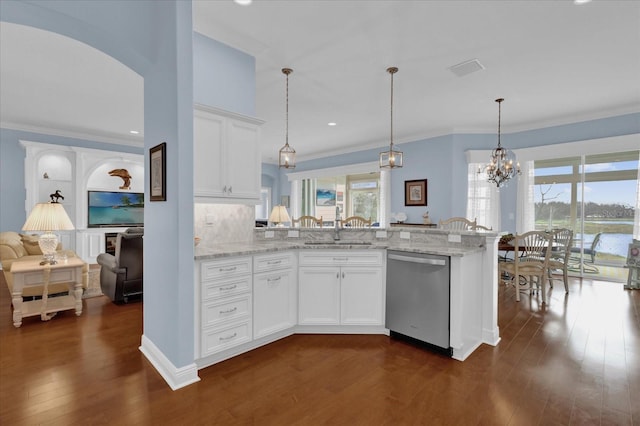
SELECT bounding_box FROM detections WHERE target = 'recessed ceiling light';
[129,130,139,134]
[234,0,252,5]
[328,122,337,126]
[573,0,592,4]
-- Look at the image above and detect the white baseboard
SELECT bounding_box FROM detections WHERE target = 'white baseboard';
[139,334,200,390]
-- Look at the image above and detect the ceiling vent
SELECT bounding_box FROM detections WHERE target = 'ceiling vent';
[448,58,485,77]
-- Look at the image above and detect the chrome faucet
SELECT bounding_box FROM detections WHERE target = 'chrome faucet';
[334,206,341,240]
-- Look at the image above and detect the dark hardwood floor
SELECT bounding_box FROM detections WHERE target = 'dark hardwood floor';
[1,272,638,425]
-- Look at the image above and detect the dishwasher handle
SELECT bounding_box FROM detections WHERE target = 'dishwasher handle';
[388,253,446,266]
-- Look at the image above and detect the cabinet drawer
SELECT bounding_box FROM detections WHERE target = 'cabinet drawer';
[202,294,252,328]
[201,320,252,357]
[202,276,252,301]
[253,251,296,273]
[201,257,252,281]
[298,250,383,267]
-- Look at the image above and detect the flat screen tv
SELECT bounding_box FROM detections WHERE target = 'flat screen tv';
[88,190,144,228]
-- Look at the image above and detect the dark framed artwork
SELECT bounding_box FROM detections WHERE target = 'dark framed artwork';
[150,142,166,201]
[404,179,428,206]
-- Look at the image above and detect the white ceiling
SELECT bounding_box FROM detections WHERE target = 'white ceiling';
[1,1,639,163]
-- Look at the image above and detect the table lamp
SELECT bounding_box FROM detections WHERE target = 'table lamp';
[269,205,291,227]
[22,202,75,265]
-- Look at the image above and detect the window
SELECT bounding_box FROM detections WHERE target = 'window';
[534,151,638,270]
[287,162,389,227]
[255,187,271,220]
[299,173,379,225]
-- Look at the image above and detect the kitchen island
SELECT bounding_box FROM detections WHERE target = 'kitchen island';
[193,227,500,371]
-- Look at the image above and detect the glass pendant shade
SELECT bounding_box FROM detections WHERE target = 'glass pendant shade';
[279,143,296,169]
[22,202,75,264]
[279,68,296,169]
[380,66,403,169]
[379,149,403,168]
[481,98,521,188]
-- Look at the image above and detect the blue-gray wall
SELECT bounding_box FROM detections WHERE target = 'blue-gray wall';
[275,112,640,231]
[1,0,194,370]
[0,1,259,372]
[193,32,256,116]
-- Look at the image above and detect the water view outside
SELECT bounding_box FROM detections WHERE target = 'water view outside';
[534,152,638,268]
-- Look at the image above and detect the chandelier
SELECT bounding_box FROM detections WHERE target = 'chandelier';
[480,98,520,187]
[379,67,403,169]
[279,68,296,169]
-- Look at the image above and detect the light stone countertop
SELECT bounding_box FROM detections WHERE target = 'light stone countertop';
[194,240,484,260]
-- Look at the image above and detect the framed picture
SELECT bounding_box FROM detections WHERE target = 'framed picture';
[150,142,166,201]
[405,179,428,206]
[281,195,290,208]
[316,188,336,206]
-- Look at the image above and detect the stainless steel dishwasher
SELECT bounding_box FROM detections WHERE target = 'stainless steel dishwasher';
[385,250,452,356]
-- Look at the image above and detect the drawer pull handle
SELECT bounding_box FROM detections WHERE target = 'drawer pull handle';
[219,332,237,341]
[220,307,238,314]
[219,284,237,291]
[342,272,345,279]
[267,277,282,283]
[219,266,237,272]
[267,260,282,265]
[333,257,348,261]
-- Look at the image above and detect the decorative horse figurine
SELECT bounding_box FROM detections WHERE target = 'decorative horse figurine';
[50,190,64,203]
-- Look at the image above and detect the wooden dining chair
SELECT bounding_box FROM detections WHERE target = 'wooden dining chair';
[341,216,372,228]
[439,217,476,231]
[499,230,553,303]
[547,228,573,293]
[292,215,323,228]
[474,224,493,231]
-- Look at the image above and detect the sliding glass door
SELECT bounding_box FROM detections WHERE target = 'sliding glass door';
[534,151,639,282]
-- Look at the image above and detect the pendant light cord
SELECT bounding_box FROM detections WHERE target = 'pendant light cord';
[496,98,504,148]
[285,70,289,147]
[388,67,398,150]
[282,68,293,148]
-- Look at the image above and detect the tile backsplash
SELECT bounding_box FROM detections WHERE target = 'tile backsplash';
[194,204,254,245]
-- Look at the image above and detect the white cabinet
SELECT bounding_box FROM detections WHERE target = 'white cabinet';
[340,267,383,325]
[298,250,384,326]
[298,267,341,325]
[194,104,264,203]
[253,252,297,339]
[198,256,253,357]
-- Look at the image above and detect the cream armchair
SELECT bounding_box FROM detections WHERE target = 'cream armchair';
[0,231,87,298]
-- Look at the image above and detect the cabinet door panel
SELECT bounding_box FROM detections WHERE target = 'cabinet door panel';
[226,119,260,199]
[298,267,340,325]
[254,269,296,338]
[194,111,225,197]
[340,267,384,325]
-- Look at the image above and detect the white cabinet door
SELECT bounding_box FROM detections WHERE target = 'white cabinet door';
[254,269,297,339]
[340,267,384,325]
[193,105,263,202]
[194,109,226,198]
[298,267,340,325]
[226,118,260,200]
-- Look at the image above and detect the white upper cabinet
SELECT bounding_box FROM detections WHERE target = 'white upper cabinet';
[194,104,264,203]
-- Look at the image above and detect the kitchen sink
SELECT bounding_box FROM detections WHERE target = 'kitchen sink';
[304,241,372,245]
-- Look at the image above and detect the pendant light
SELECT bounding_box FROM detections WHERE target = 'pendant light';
[379,67,403,169]
[279,68,296,169]
[480,98,520,188]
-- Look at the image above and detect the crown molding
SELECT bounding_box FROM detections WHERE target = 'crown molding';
[1,121,144,148]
